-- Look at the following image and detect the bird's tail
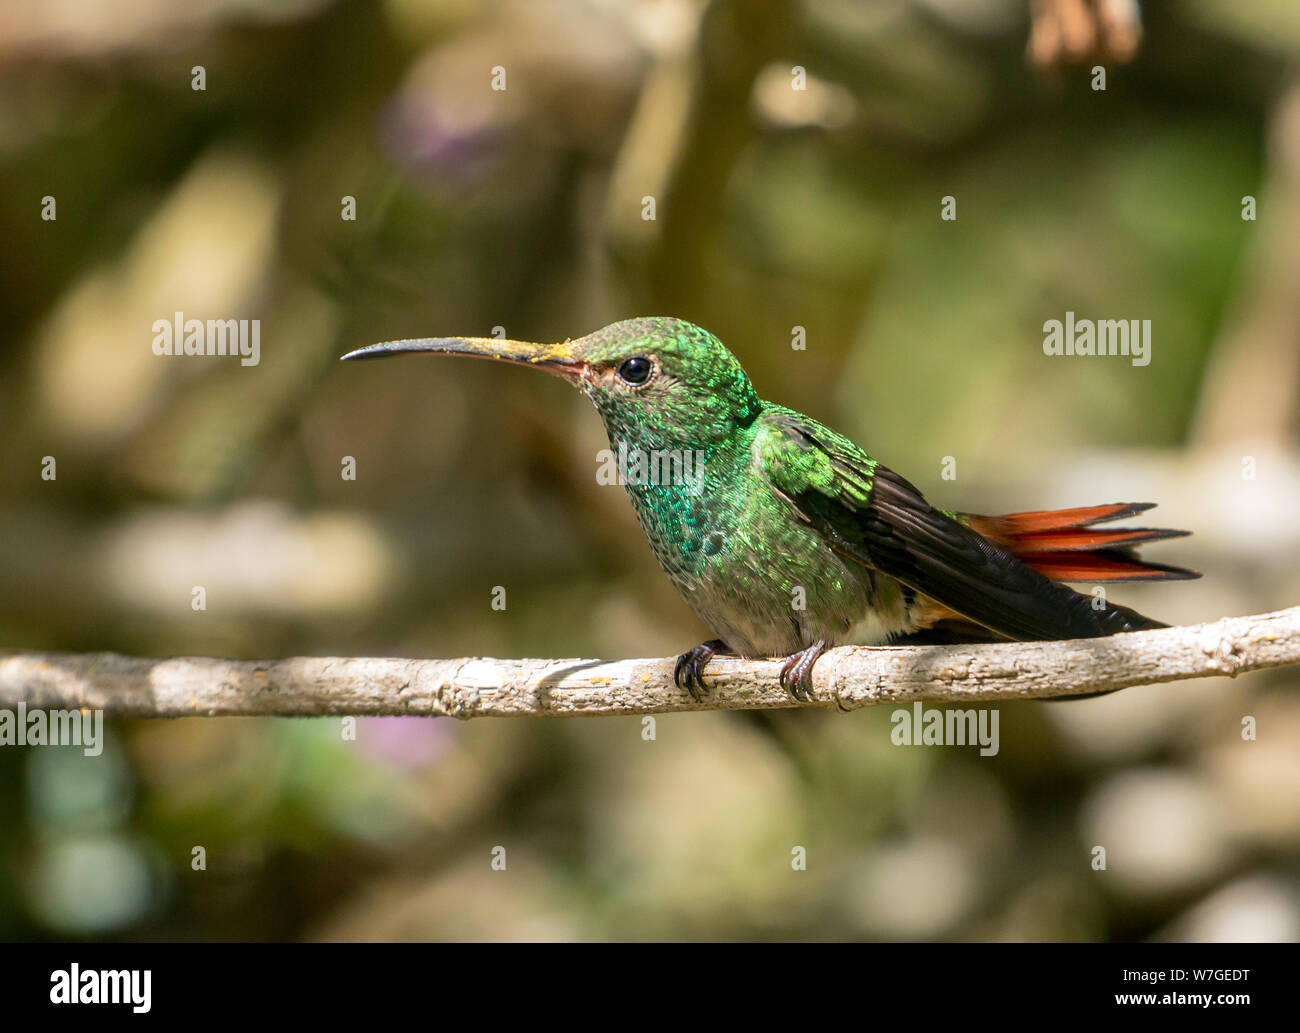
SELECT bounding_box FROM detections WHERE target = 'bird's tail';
[964,502,1201,587]
[944,502,1201,701]
[898,503,1201,700]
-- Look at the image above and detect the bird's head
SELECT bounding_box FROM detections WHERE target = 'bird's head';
[341,317,762,448]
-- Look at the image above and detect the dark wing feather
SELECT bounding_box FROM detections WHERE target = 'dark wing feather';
[757,410,1162,640]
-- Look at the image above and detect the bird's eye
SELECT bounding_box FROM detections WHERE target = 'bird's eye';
[617,355,654,386]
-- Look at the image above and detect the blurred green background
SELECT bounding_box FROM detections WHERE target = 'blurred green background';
[2,0,1299,941]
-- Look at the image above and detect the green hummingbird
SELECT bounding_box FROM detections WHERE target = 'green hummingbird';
[342,317,1197,701]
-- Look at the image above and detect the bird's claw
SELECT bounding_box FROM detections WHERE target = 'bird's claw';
[778,640,826,702]
[673,639,728,701]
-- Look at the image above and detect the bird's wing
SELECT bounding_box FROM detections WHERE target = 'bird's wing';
[754,409,1159,640]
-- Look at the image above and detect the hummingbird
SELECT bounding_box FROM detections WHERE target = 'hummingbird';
[342,317,1198,701]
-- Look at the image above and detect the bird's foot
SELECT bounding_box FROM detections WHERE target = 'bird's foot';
[673,639,730,700]
[778,640,827,702]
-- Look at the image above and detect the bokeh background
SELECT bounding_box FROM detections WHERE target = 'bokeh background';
[2,0,1299,941]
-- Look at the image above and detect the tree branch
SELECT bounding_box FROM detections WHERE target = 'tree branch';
[2,607,1297,719]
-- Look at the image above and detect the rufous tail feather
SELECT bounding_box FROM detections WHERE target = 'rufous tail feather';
[964,502,1200,583]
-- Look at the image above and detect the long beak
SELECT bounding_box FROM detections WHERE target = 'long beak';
[339,336,586,379]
